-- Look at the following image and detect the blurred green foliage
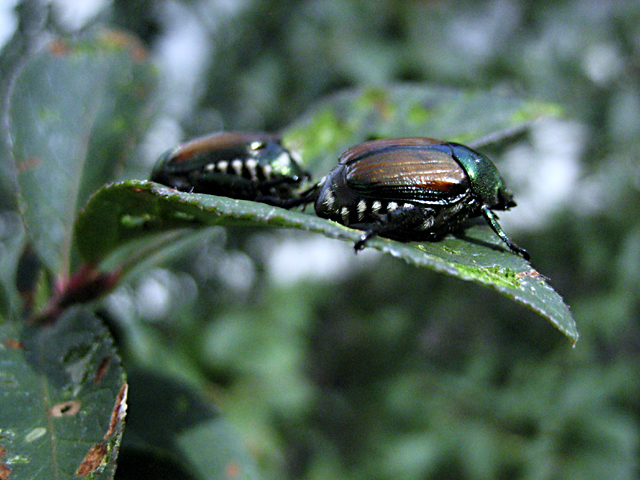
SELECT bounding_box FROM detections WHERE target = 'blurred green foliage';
[2,0,640,479]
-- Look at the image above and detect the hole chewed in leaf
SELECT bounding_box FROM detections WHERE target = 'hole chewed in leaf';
[51,400,81,417]
[75,443,108,476]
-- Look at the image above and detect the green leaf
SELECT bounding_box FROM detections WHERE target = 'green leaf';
[8,30,157,278]
[117,368,261,480]
[75,180,578,343]
[283,84,562,177]
[0,308,126,479]
[0,212,25,316]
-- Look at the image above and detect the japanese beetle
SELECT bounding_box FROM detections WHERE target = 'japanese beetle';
[150,132,309,204]
[311,137,529,259]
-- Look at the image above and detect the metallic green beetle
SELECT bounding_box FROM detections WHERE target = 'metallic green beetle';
[310,137,529,259]
[150,132,309,204]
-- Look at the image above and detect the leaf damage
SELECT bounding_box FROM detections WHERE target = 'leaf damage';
[50,400,82,418]
[75,442,108,477]
[104,383,128,440]
[93,356,112,384]
[0,446,10,480]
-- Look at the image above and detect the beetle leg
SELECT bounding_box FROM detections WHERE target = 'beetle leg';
[151,174,193,192]
[354,204,434,251]
[259,182,320,209]
[480,206,530,260]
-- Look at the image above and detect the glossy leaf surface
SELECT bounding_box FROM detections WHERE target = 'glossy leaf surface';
[75,180,578,342]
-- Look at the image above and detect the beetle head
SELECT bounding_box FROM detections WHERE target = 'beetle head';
[448,143,515,211]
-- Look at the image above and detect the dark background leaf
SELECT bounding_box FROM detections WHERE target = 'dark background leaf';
[116,368,259,480]
[0,308,126,479]
[283,85,560,178]
[8,30,156,278]
[1,27,156,480]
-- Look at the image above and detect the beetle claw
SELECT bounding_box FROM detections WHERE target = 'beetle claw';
[354,234,369,252]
